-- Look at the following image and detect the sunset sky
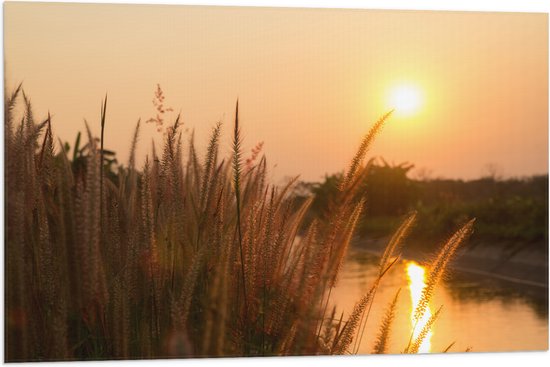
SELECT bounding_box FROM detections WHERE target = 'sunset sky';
[4,2,548,182]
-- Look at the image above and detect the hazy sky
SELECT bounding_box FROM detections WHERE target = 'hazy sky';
[4,2,548,182]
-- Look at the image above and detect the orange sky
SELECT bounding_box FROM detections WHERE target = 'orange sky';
[4,2,548,182]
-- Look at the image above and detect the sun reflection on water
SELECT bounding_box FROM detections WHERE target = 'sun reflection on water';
[406,261,433,353]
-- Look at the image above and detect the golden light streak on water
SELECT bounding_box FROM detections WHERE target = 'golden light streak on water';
[406,261,433,353]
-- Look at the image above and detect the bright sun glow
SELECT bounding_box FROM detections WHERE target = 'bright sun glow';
[406,261,433,353]
[388,84,423,116]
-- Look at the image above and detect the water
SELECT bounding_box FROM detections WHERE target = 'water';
[330,248,548,354]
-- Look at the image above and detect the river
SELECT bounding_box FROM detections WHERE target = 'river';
[330,248,548,354]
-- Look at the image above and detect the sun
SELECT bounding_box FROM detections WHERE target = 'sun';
[388,84,423,116]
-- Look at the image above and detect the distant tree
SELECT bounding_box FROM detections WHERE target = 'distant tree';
[362,158,415,216]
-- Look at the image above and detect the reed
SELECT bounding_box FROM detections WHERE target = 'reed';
[407,306,443,354]
[4,87,473,361]
[372,289,401,354]
[352,211,417,354]
[413,219,475,324]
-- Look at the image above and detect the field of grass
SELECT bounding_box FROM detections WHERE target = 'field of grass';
[4,86,473,361]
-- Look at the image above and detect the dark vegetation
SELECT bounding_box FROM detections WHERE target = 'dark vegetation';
[296,159,548,255]
[5,87,478,361]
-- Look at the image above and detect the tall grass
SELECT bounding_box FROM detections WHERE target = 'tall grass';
[4,87,472,361]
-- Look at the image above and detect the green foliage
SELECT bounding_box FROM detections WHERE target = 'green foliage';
[301,159,415,221]
[412,176,548,253]
[302,162,548,253]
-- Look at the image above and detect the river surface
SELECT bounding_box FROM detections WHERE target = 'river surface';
[330,248,548,354]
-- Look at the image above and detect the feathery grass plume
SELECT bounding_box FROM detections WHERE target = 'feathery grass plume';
[200,190,229,356]
[353,212,415,354]
[256,156,267,197]
[55,136,82,324]
[329,199,365,288]
[128,118,141,170]
[331,279,380,354]
[110,277,125,358]
[37,113,52,163]
[281,219,318,298]
[337,157,376,212]
[200,121,222,210]
[352,256,401,355]
[194,123,223,256]
[244,200,260,283]
[199,159,226,253]
[99,96,107,244]
[5,90,475,360]
[413,219,475,324]
[4,82,22,144]
[264,206,308,352]
[308,209,350,316]
[125,120,142,236]
[5,91,35,360]
[268,199,297,285]
[378,211,417,275]
[276,196,314,276]
[6,194,32,360]
[261,186,277,279]
[187,129,202,191]
[214,197,231,356]
[22,90,34,133]
[4,82,22,118]
[245,141,264,170]
[372,288,401,354]
[36,169,70,360]
[173,247,206,334]
[81,122,109,324]
[139,165,160,358]
[159,114,182,208]
[316,207,346,282]
[407,305,443,354]
[48,157,73,355]
[232,99,248,324]
[23,119,49,153]
[37,114,56,190]
[340,110,393,192]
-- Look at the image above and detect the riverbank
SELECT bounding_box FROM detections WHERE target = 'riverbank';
[354,236,548,292]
